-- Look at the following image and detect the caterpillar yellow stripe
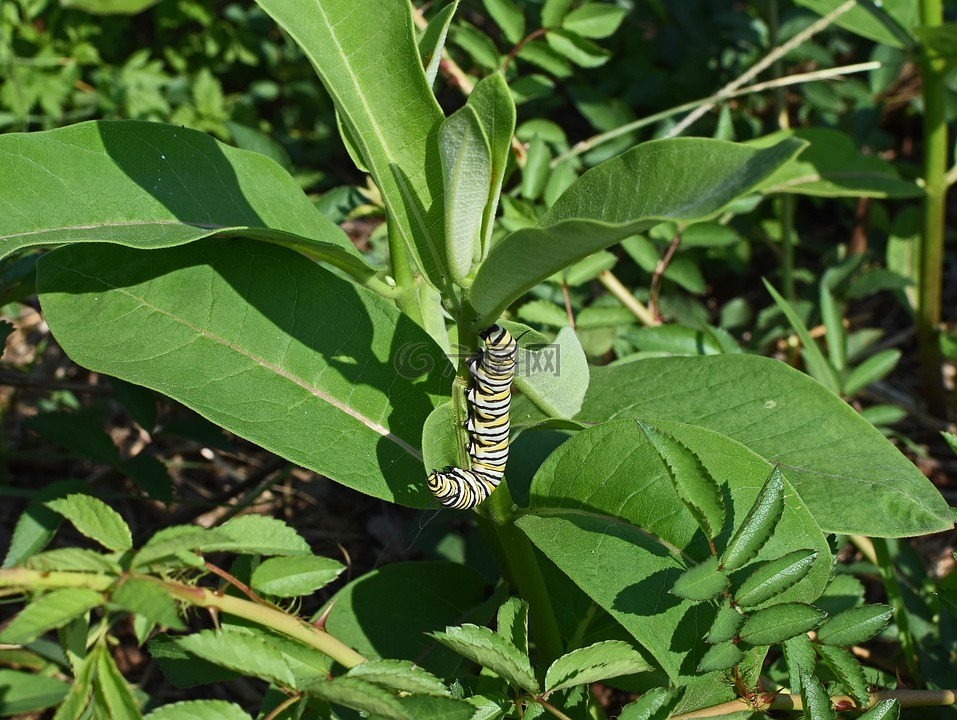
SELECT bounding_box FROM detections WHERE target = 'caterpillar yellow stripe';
[427,325,517,509]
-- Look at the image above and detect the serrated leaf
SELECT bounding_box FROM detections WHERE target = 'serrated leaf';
[816,605,893,646]
[670,557,729,601]
[696,641,745,672]
[471,137,805,324]
[545,640,651,692]
[577,356,951,537]
[739,603,825,645]
[706,600,745,643]
[26,548,122,574]
[735,550,819,608]
[0,589,103,644]
[132,526,223,569]
[346,659,449,696]
[639,421,725,539]
[143,699,254,720]
[431,624,538,692]
[3,479,88,568]
[399,694,477,720]
[464,693,509,720]
[174,629,296,688]
[720,466,785,571]
[562,3,628,38]
[440,104,491,283]
[52,649,96,720]
[618,687,680,720]
[95,645,142,719]
[45,495,132,552]
[147,633,240,689]
[496,597,529,655]
[516,417,833,684]
[206,515,312,556]
[782,633,817,694]
[307,676,407,720]
[111,578,185,630]
[857,698,900,720]
[0,669,69,716]
[250,555,345,597]
[815,644,869,707]
[799,667,835,720]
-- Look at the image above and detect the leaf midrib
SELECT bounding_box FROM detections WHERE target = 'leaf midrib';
[50,263,422,461]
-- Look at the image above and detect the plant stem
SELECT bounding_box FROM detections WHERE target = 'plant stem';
[779,195,796,302]
[670,689,957,718]
[667,0,855,138]
[479,489,563,667]
[535,694,575,720]
[553,62,878,166]
[872,537,921,685]
[598,270,656,325]
[388,227,424,326]
[0,568,368,669]
[917,0,947,415]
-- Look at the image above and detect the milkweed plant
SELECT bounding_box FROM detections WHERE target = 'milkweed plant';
[0,1,951,719]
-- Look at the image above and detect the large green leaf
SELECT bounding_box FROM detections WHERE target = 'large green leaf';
[576,356,952,536]
[754,129,921,199]
[794,0,916,48]
[440,104,491,283]
[468,136,805,323]
[466,73,516,261]
[0,121,374,282]
[325,561,492,677]
[0,668,70,717]
[36,239,450,507]
[516,419,832,682]
[254,0,448,288]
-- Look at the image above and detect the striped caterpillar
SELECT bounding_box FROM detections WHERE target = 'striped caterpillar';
[427,325,517,509]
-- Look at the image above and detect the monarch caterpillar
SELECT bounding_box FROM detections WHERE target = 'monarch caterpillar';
[427,324,517,509]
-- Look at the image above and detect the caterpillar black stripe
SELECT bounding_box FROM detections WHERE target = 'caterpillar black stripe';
[427,324,517,509]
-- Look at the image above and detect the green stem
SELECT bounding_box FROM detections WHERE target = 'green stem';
[534,694,575,720]
[480,494,564,667]
[917,0,947,415]
[779,195,796,302]
[871,538,921,685]
[388,228,424,326]
[0,568,368,669]
[551,62,877,166]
